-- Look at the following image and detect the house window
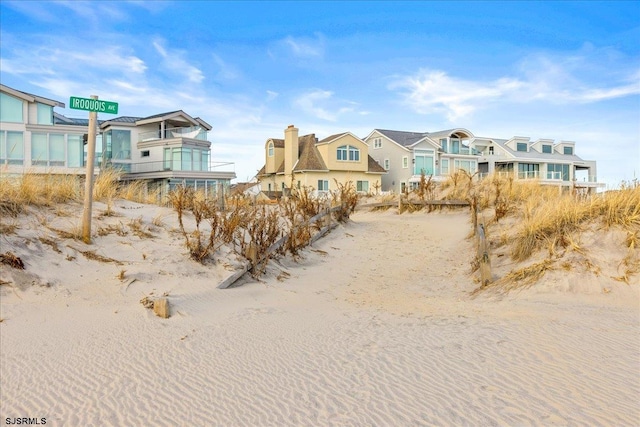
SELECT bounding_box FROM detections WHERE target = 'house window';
[547,163,569,181]
[36,103,53,125]
[516,142,528,152]
[268,142,274,157]
[400,182,406,193]
[518,163,539,179]
[0,131,24,165]
[489,146,494,155]
[337,145,360,161]
[384,159,390,170]
[49,134,64,166]
[454,159,477,174]
[451,139,460,154]
[356,181,369,193]
[0,92,23,123]
[373,138,382,149]
[67,134,83,167]
[31,133,48,166]
[28,132,64,166]
[440,138,448,153]
[141,150,150,157]
[104,129,131,160]
[402,156,408,168]
[441,159,449,175]
[318,180,329,191]
[542,144,552,154]
[563,146,573,155]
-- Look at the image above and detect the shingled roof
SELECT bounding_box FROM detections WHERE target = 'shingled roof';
[294,134,327,171]
[367,155,387,173]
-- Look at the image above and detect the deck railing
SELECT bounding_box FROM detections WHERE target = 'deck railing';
[138,126,208,142]
[108,160,234,174]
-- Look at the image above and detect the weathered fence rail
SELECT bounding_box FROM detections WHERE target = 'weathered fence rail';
[357,199,469,211]
[218,204,344,289]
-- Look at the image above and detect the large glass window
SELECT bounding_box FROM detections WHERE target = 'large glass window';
[104,129,131,160]
[518,163,539,179]
[451,139,460,154]
[49,134,65,166]
[0,92,23,122]
[1,131,24,164]
[454,159,477,174]
[440,138,448,153]
[67,134,83,167]
[37,103,53,125]
[31,133,48,165]
[182,148,192,170]
[547,163,569,181]
[414,156,434,175]
[337,145,360,161]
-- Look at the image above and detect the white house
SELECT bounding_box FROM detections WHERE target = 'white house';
[364,128,603,193]
[0,84,236,197]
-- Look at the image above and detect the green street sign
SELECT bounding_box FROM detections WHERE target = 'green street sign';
[69,96,118,114]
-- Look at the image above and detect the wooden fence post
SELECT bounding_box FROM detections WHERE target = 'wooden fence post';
[477,223,492,286]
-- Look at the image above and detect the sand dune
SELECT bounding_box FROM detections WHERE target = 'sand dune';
[1,204,638,426]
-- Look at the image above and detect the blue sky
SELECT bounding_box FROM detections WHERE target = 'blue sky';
[1,1,638,185]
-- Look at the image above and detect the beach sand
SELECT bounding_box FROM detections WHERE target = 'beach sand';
[1,202,638,426]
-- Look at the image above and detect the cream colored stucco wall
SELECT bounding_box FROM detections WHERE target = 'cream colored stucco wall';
[319,134,369,172]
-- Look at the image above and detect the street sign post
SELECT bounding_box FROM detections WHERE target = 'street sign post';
[70,96,118,114]
[71,95,118,243]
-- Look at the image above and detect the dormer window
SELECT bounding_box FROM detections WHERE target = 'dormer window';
[516,142,528,152]
[563,146,573,155]
[337,145,360,161]
[542,144,552,154]
[268,142,274,157]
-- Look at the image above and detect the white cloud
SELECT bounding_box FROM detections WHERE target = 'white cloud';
[153,40,204,84]
[292,90,366,122]
[284,34,325,58]
[266,90,279,101]
[391,54,640,121]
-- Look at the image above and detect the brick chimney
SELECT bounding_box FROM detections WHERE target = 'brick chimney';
[284,124,299,182]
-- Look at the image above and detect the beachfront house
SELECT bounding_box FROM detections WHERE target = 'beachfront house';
[0,84,236,197]
[364,128,603,194]
[257,125,386,197]
[364,128,477,193]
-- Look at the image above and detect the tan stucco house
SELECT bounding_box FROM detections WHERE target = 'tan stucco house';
[257,125,386,197]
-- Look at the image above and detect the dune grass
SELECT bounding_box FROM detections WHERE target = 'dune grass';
[0,170,162,217]
[453,173,640,292]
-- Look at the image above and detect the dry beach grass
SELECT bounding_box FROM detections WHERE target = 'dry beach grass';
[0,172,638,425]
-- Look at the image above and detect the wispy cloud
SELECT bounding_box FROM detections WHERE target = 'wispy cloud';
[153,40,204,84]
[391,51,640,121]
[284,34,325,58]
[293,89,361,122]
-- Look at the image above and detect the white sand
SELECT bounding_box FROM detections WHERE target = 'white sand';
[1,202,638,426]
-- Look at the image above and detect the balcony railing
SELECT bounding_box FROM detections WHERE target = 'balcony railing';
[138,126,208,143]
[108,160,234,174]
